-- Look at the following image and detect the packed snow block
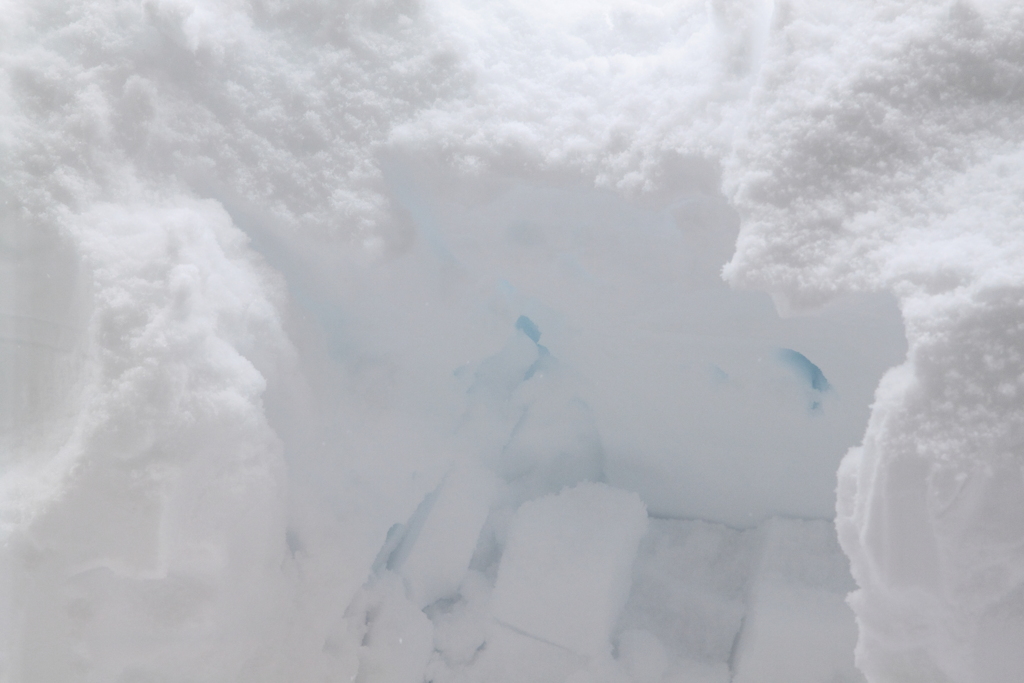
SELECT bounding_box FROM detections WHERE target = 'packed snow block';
[463,316,604,504]
[428,570,492,667]
[348,573,434,683]
[731,587,863,683]
[491,482,648,658]
[616,628,730,683]
[616,629,669,683]
[499,387,605,502]
[440,621,587,683]
[599,296,906,527]
[731,519,863,683]
[395,462,497,608]
[616,517,862,683]
[616,519,756,666]
[425,571,589,683]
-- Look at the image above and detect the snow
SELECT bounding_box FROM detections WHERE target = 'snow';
[721,2,1024,680]
[614,517,861,683]
[347,573,435,683]
[3,0,1023,681]
[394,462,496,609]
[490,482,648,658]
[730,519,862,683]
[617,519,753,669]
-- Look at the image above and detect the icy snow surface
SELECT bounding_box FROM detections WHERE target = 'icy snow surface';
[2,0,1023,682]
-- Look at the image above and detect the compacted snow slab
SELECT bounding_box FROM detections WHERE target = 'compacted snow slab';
[454,622,587,683]
[424,509,864,683]
[393,462,498,609]
[730,518,863,683]
[616,517,861,683]
[347,573,435,683]
[490,482,649,659]
[616,518,754,670]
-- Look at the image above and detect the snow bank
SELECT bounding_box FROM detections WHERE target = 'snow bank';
[723,2,1024,680]
[1,199,293,680]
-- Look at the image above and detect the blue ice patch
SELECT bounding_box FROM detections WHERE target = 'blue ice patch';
[778,348,831,392]
[709,364,730,383]
[516,315,542,344]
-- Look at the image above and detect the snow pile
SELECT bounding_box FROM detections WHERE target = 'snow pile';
[723,2,1024,680]
[1,199,294,679]
[2,0,1022,681]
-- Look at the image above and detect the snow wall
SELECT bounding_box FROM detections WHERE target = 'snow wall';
[1,0,1022,682]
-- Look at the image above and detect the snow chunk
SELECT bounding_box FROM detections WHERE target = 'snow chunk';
[396,462,497,609]
[732,519,862,683]
[347,573,434,683]
[491,482,648,658]
[459,621,586,683]
[617,519,755,667]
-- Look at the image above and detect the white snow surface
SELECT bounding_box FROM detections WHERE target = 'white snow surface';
[2,0,1023,682]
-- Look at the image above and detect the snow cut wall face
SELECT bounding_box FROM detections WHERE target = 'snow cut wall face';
[724,1,1024,681]
[1,0,1021,681]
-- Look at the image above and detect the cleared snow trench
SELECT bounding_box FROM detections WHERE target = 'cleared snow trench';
[296,161,905,683]
[23,0,1024,680]
[0,156,905,683]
